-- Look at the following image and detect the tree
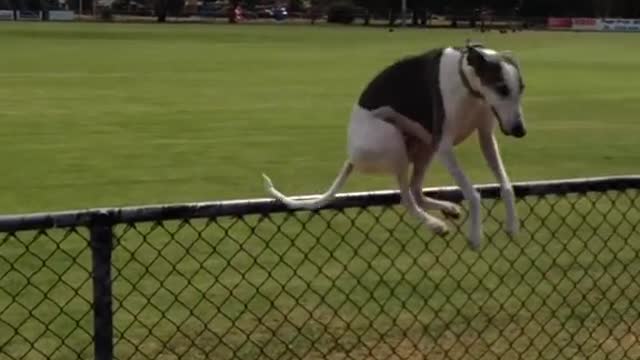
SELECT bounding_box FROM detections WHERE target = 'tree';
[353,0,384,25]
[485,0,519,15]
[627,0,640,17]
[518,0,597,17]
[408,0,429,26]
[518,0,553,17]
[592,0,613,17]
[154,0,184,22]
[65,0,95,14]
[446,0,481,27]
[288,0,304,12]
[18,0,44,11]
[308,0,331,24]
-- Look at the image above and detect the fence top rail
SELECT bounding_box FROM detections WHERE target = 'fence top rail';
[0,175,638,232]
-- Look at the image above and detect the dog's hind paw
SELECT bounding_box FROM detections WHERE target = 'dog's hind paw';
[441,203,462,220]
[262,173,281,200]
[428,220,449,237]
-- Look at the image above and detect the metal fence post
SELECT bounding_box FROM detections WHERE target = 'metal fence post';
[90,211,114,360]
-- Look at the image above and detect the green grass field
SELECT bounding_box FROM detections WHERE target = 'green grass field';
[1,22,640,360]
[1,22,640,214]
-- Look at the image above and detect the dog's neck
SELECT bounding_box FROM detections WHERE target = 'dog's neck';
[456,48,504,125]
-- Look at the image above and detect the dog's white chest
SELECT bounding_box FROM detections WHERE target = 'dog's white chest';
[448,98,487,146]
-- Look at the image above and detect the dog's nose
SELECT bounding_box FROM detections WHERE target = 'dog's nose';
[511,123,526,138]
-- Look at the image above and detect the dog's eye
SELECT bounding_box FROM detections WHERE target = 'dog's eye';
[496,84,510,97]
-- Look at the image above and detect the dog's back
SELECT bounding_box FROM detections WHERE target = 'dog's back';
[357,48,446,142]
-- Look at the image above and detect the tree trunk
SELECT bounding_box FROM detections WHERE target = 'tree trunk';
[155,0,167,22]
[604,0,613,17]
[631,0,640,17]
[388,9,396,27]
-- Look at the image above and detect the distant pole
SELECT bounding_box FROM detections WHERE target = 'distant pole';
[401,0,407,27]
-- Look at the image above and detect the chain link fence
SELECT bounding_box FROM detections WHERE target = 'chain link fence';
[1,176,640,360]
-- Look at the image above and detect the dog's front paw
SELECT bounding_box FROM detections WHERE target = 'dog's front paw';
[468,234,482,251]
[501,187,519,238]
[467,226,483,251]
[506,217,520,238]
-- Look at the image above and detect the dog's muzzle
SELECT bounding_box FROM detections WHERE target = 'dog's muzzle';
[492,107,526,138]
[511,122,526,138]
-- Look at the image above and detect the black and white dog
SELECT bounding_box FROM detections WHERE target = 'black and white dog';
[262,41,527,250]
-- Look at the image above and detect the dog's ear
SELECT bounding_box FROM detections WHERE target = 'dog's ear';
[465,38,483,48]
[467,45,489,70]
[500,50,521,70]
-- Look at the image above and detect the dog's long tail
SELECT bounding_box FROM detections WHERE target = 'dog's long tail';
[262,161,354,210]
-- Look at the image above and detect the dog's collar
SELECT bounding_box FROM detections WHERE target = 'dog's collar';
[458,50,485,100]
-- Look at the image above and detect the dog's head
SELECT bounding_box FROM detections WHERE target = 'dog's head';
[464,44,527,138]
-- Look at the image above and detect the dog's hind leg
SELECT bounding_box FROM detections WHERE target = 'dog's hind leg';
[396,159,450,237]
[262,161,353,210]
[406,138,462,219]
[351,107,449,236]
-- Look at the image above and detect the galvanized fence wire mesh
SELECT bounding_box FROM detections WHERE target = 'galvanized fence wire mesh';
[0,227,95,360]
[1,177,640,360]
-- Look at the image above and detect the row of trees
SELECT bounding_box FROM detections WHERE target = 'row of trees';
[321,0,640,18]
[231,0,640,24]
[134,0,640,23]
[2,0,640,22]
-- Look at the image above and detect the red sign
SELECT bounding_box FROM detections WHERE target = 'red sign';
[548,17,572,29]
[572,17,602,31]
[572,18,597,26]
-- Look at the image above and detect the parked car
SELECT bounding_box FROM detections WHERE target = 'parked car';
[257,5,287,20]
